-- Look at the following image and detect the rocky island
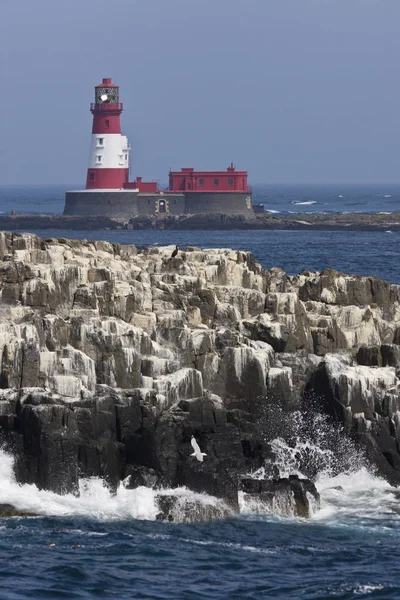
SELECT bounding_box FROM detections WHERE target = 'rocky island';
[0,211,400,231]
[1,232,400,521]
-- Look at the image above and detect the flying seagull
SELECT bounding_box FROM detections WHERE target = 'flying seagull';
[171,245,179,258]
[190,436,207,462]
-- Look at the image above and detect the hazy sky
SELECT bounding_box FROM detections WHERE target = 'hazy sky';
[1,0,400,185]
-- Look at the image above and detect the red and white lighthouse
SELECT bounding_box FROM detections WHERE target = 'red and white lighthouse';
[85,78,130,190]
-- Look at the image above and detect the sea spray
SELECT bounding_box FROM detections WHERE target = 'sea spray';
[239,403,399,521]
[0,448,231,522]
[0,405,399,525]
[252,392,368,481]
[314,467,399,526]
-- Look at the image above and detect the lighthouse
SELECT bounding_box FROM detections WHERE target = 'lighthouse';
[86,78,130,190]
[64,76,254,218]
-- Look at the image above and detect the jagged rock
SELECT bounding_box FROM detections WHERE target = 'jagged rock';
[356,345,383,367]
[155,494,232,523]
[240,475,320,518]
[306,354,400,484]
[1,234,400,505]
[123,465,162,489]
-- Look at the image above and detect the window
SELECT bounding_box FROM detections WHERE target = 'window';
[105,119,110,129]
[89,172,95,181]
[214,178,219,186]
[228,178,233,186]
[125,154,128,160]
[199,178,204,186]
[97,138,104,147]
[187,183,191,189]
[96,155,102,164]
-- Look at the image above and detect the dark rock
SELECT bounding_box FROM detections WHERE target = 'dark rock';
[154,494,232,523]
[0,504,40,518]
[382,344,400,368]
[356,346,382,367]
[240,475,320,518]
[124,465,161,489]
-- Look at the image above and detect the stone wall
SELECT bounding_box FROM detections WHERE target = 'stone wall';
[64,191,254,219]
[136,193,186,216]
[184,192,253,215]
[64,191,139,219]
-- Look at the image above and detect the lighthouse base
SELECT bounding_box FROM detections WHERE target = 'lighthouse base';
[64,190,254,219]
[64,190,140,220]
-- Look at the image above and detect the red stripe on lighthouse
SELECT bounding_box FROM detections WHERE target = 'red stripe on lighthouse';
[86,168,129,190]
[91,103,123,134]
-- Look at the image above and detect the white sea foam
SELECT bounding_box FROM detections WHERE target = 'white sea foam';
[354,584,385,594]
[1,406,400,527]
[241,409,400,526]
[0,449,228,522]
[292,201,317,205]
[265,209,280,214]
[313,467,400,526]
[145,533,276,554]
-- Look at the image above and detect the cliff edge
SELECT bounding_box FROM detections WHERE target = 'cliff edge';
[0,233,400,517]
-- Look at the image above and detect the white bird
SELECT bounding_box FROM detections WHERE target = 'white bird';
[190,436,207,462]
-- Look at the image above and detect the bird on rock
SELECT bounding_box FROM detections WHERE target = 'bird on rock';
[171,245,179,258]
[190,436,207,462]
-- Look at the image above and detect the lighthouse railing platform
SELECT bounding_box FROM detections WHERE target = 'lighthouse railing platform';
[90,103,123,111]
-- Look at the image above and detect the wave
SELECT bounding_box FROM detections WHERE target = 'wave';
[292,201,317,206]
[0,449,229,522]
[313,467,397,526]
[239,408,400,528]
[1,406,399,528]
[265,209,280,214]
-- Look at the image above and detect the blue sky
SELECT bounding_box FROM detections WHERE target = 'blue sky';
[1,0,400,185]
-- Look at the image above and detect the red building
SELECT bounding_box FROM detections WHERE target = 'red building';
[168,164,250,193]
[125,177,158,193]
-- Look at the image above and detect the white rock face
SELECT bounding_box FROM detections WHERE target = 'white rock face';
[3,233,400,493]
[324,354,400,415]
[0,232,400,426]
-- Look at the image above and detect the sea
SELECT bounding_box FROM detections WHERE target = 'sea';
[0,183,400,599]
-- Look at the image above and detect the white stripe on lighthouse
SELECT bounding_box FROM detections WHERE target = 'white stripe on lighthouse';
[88,134,130,170]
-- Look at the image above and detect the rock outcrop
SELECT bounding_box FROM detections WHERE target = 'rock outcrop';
[2,212,400,232]
[0,503,40,518]
[240,475,320,518]
[1,232,400,516]
[154,493,233,523]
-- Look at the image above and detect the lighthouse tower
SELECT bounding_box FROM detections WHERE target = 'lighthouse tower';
[86,78,130,190]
